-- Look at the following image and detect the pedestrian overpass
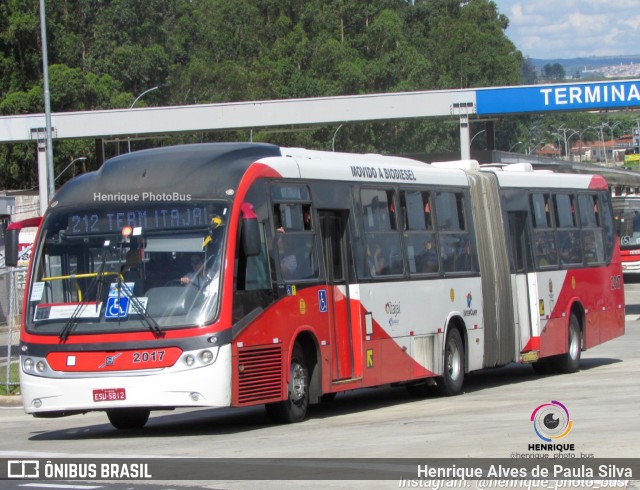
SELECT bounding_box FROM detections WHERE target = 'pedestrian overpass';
[1,79,639,212]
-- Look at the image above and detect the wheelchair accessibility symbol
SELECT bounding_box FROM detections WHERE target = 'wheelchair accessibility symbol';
[318,289,328,313]
[105,296,130,319]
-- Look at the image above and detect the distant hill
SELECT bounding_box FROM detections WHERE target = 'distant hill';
[529,55,640,80]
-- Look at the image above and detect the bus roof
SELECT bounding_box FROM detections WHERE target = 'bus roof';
[52,143,282,208]
[51,143,611,211]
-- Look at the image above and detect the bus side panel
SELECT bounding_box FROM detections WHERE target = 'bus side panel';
[356,277,484,380]
[535,270,568,358]
[231,286,329,407]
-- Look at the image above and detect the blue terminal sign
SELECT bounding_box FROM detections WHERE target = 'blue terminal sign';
[476,80,640,115]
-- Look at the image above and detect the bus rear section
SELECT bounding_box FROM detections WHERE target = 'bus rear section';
[9,143,625,430]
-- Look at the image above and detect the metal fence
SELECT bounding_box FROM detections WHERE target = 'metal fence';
[0,267,26,395]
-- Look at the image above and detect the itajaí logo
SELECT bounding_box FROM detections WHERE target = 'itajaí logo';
[531,400,573,442]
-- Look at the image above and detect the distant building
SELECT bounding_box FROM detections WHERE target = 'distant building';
[568,134,634,165]
[536,143,561,158]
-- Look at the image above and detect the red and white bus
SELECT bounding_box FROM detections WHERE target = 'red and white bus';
[5,143,624,429]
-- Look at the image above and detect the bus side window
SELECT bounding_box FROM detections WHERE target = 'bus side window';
[578,193,604,264]
[361,188,403,278]
[531,193,558,268]
[436,191,472,273]
[555,193,582,266]
[599,191,616,262]
[401,190,438,275]
[271,184,318,282]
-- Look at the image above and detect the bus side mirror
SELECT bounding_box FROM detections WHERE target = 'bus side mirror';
[240,202,260,257]
[4,228,19,267]
[242,218,261,257]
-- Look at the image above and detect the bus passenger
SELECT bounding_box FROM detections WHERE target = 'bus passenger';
[369,243,388,276]
[277,235,298,280]
[121,249,144,295]
[181,254,207,288]
[454,239,472,272]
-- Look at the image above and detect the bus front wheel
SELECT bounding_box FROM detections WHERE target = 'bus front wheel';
[265,343,309,423]
[106,408,150,430]
[437,328,465,396]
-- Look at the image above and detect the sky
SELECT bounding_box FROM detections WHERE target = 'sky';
[491,0,640,59]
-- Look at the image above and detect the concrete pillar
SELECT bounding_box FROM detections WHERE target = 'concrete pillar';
[460,115,470,160]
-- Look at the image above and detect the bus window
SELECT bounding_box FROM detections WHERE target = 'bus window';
[531,193,553,228]
[578,194,605,264]
[401,190,438,275]
[362,188,396,231]
[360,188,402,278]
[531,193,558,268]
[276,232,317,281]
[555,193,582,266]
[271,184,318,282]
[436,191,472,273]
[435,192,466,231]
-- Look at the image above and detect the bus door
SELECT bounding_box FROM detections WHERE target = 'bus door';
[319,210,363,382]
[507,211,541,357]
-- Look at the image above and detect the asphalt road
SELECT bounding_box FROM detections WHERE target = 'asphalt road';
[0,285,639,489]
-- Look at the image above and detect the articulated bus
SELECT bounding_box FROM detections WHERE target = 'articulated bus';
[5,143,624,429]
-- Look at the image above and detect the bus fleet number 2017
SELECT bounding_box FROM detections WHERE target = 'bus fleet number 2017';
[133,351,165,363]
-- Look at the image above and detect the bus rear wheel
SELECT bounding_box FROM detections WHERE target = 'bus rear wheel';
[106,408,150,430]
[437,328,465,396]
[552,314,582,374]
[265,343,309,423]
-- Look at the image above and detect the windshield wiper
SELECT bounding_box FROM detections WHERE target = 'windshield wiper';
[114,279,163,337]
[59,252,109,341]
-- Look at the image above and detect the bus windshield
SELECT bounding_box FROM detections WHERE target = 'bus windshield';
[612,196,640,249]
[25,201,228,336]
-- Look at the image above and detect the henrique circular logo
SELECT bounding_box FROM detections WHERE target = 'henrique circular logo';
[530,400,573,442]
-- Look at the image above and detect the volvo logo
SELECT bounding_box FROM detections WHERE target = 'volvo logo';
[99,353,122,369]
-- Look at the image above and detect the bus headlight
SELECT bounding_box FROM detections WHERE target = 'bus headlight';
[199,350,214,365]
[23,358,34,372]
[36,361,46,373]
[184,355,195,367]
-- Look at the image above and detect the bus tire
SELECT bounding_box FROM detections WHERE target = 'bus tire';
[265,343,309,423]
[106,408,150,430]
[437,328,465,396]
[552,314,582,374]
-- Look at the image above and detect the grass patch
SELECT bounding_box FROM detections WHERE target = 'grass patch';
[0,362,20,396]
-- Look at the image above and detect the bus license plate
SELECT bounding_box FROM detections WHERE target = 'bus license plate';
[93,388,126,402]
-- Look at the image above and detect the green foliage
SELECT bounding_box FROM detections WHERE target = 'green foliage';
[0,0,526,189]
[542,63,566,82]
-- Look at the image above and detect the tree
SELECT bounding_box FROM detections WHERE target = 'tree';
[521,57,537,85]
[0,0,527,188]
[542,63,566,82]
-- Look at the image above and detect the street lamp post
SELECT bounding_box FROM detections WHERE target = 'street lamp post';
[332,124,344,152]
[508,141,523,152]
[128,86,160,152]
[38,0,55,214]
[470,129,486,147]
[600,121,623,165]
[566,126,596,163]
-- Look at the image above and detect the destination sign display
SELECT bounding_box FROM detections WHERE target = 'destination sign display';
[476,80,640,115]
[66,204,223,235]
